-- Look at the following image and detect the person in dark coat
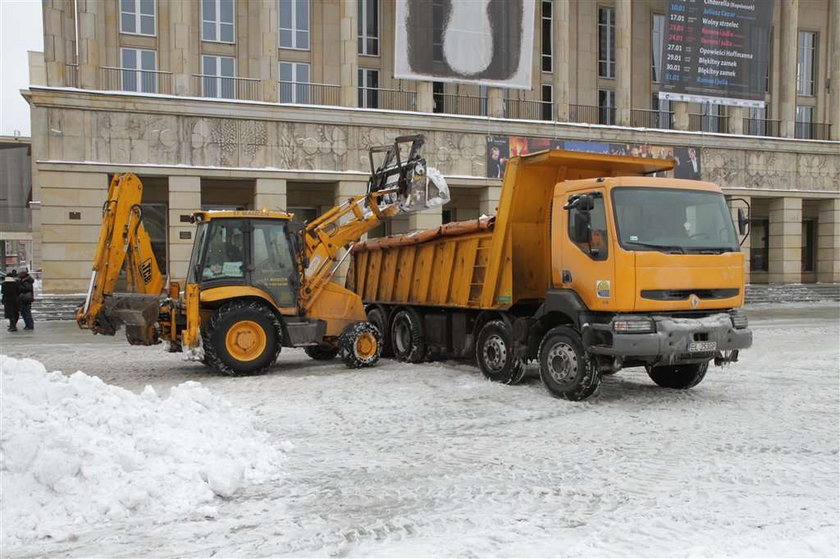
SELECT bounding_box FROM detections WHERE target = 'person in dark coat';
[17,268,35,331]
[2,271,20,331]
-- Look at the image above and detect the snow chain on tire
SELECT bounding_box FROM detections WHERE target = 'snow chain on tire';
[339,322,382,368]
[475,320,526,385]
[538,326,600,401]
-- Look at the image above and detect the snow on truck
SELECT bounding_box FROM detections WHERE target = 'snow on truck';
[350,149,753,400]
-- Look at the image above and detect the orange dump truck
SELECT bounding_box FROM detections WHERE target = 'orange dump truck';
[349,150,752,400]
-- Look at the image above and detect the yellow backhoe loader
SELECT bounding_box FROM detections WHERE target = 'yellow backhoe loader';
[76,135,450,375]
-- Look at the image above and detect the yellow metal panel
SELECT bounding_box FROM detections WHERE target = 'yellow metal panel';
[308,282,367,337]
[380,250,399,301]
[199,285,298,315]
[430,242,456,304]
[411,244,436,301]
[367,250,382,301]
[354,250,368,297]
[448,238,479,306]
[394,247,416,302]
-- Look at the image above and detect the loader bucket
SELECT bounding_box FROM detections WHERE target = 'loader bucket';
[98,293,162,345]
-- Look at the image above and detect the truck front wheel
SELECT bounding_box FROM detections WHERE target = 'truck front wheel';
[538,326,600,401]
[645,362,709,389]
[203,301,280,376]
[476,320,525,385]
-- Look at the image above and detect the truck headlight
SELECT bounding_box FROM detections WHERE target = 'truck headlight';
[612,317,655,334]
[729,310,748,329]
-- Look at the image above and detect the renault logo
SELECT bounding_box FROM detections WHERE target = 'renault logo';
[689,294,700,309]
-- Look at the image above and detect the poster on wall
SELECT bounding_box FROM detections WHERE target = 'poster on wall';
[485,136,702,180]
[394,0,536,88]
[659,0,774,108]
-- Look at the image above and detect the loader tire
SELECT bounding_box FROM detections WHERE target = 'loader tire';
[203,301,280,376]
[476,320,526,385]
[538,326,600,401]
[645,362,709,389]
[390,307,426,363]
[304,344,339,360]
[366,306,393,358]
[339,322,382,368]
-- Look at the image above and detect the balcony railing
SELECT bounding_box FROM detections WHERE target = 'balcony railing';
[568,104,616,125]
[101,66,173,95]
[359,87,416,111]
[279,81,340,105]
[435,93,487,116]
[743,118,781,137]
[795,121,832,140]
[65,63,79,88]
[689,113,729,133]
[630,109,673,129]
[505,99,552,121]
[193,74,261,101]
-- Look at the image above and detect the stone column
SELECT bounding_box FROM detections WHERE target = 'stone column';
[816,198,840,282]
[779,0,799,138]
[169,0,196,96]
[728,107,746,135]
[488,88,505,118]
[168,176,202,282]
[830,0,840,140]
[672,101,690,131]
[768,196,802,284]
[249,0,279,102]
[254,178,287,211]
[614,0,632,126]
[416,82,434,113]
[77,0,105,89]
[42,0,70,86]
[553,0,570,121]
[479,186,502,216]
[340,0,359,107]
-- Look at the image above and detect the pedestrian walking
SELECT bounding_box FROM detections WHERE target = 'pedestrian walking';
[2,271,20,331]
[17,268,35,331]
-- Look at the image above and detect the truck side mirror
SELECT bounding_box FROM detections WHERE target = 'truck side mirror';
[737,208,748,235]
[577,194,595,212]
[572,212,591,244]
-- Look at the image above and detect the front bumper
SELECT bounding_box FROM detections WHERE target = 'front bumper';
[587,312,753,365]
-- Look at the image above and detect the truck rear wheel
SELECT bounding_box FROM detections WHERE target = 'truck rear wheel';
[390,308,426,363]
[203,301,280,376]
[476,320,525,385]
[645,362,709,389]
[304,344,339,360]
[339,322,382,368]
[538,326,600,401]
[367,306,393,358]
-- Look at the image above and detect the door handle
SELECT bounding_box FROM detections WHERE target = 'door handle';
[562,270,572,283]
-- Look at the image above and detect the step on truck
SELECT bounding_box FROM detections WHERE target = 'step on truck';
[350,149,753,400]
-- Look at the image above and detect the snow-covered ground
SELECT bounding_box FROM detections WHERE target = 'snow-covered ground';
[1,303,838,557]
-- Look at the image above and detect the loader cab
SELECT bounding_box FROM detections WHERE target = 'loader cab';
[188,212,299,308]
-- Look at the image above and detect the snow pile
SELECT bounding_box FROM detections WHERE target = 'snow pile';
[0,355,288,544]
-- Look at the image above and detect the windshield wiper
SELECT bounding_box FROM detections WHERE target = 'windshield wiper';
[623,241,685,254]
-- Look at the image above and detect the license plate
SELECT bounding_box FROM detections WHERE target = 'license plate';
[689,341,717,352]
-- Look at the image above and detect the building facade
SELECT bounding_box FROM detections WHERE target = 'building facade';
[23,0,840,293]
[0,136,33,273]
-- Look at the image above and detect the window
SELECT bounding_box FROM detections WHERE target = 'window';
[652,94,672,129]
[121,0,155,36]
[542,0,553,72]
[598,6,615,78]
[796,31,816,96]
[279,62,310,103]
[541,84,553,121]
[201,220,246,281]
[747,105,768,135]
[749,218,769,271]
[433,81,445,113]
[202,0,235,43]
[358,68,379,108]
[252,220,297,306]
[765,30,773,93]
[701,102,724,133]
[598,89,615,125]
[795,105,814,139]
[279,0,309,49]
[201,55,236,99]
[651,13,665,82]
[568,193,609,261]
[358,0,379,56]
[801,219,816,272]
[432,0,445,62]
[121,48,157,93]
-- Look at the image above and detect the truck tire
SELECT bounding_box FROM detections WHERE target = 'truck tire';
[390,307,426,363]
[645,362,709,389]
[476,320,526,385]
[538,326,600,401]
[203,301,280,376]
[304,344,339,360]
[339,322,382,368]
[367,306,393,358]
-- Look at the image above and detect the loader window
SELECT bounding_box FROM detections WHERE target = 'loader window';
[568,193,609,261]
[251,220,297,307]
[202,220,246,280]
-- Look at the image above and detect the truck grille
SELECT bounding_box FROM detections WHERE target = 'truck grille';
[641,288,739,301]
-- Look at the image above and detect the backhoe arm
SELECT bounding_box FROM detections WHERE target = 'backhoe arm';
[76,173,165,336]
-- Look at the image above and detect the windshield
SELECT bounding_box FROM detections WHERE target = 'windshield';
[186,222,208,284]
[612,187,739,253]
